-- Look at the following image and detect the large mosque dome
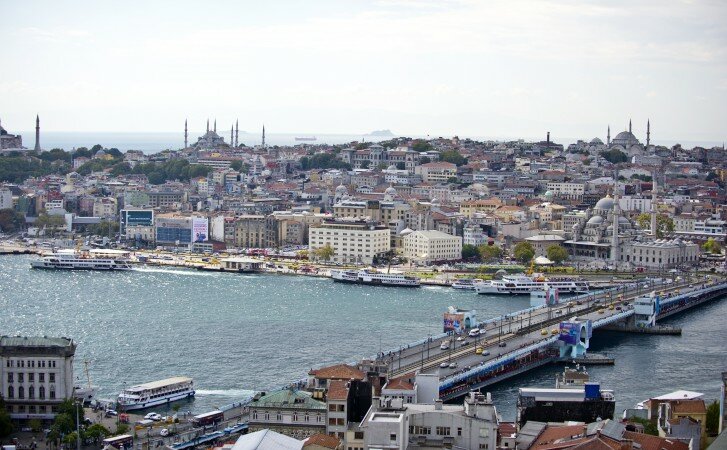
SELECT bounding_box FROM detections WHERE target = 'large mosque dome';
[594,196,615,211]
[611,130,640,147]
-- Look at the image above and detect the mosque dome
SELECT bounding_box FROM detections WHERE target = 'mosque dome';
[544,190,554,200]
[335,184,348,194]
[590,137,604,145]
[387,164,397,171]
[385,186,397,196]
[594,196,614,211]
[587,216,604,225]
[614,131,636,141]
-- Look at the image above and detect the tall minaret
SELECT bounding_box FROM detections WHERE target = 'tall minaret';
[34,115,41,152]
[646,119,651,146]
[235,119,239,147]
[262,124,266,147]
[214,119,217,133]
[206,119,209,133]
[611,192,621,264]
[650,172,658,236]
[629,119,632,134]
[184,119,188,149]
[607,125,610,146]
[230,124,234,146]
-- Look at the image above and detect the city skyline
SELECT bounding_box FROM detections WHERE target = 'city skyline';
[1,0,725,141]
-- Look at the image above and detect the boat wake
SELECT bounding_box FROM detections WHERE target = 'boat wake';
[195,389,255,397]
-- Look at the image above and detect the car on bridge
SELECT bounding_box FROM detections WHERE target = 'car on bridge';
[540,329,548,336]
[468,328,480,337]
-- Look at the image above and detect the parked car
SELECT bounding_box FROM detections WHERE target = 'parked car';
[498,342,507,347]
[145,413,162,421]
[160,429,169,437]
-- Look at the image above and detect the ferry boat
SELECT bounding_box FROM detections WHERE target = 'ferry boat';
[31,251,132,271]
[117,377,195,411]
[474,274,589,295]
[330,269,420,287]
[451,279,482,290]
[295,136,317,141]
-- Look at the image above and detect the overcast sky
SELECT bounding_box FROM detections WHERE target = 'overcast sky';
[1,0,725,143]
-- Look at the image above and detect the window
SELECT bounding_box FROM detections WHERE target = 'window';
[39,373,44,383]
[436,426,451,436]
[39,386,45,399]
[329,418,336,426]
[18,386,24,399]
[7,373,12,383]
[28,386,34,399]
[49,373,55,383]
[29,373,34,382]
[354,432,364,440]
[329,404,336,412]
[50,387,55,399]
[390,433,397,441]
[7,386,13,399]
[276,412,282,421]
[18,373,24,383]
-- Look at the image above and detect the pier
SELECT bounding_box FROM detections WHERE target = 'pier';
[372,277,727,402]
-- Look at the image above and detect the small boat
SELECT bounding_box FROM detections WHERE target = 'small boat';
[451,279,482,290]
[73,360,99,405]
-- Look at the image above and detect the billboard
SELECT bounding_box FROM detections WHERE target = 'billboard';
[192,217,208,243]
[120,209,154,233]
[546,286,560,306]
[443,313,465,333]
[558,322,581,346]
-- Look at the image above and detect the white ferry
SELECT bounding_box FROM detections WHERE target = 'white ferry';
[451,279,482,290]
[31,251,132,271]
[330,269,420,287]
[474,274,589,295]
[117,377,195,411]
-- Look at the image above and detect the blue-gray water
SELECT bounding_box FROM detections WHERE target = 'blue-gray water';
[1,255,725,420]
[18,132,724,154]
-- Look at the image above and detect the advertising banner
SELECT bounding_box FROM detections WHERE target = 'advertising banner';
[443,313,465,333]
[559,321,581,345]
[192,217,208,243]
[546,286,560,306]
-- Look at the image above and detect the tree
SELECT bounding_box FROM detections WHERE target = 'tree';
[395,162,406,170]
[0,396,13,439]
[360,160,371,169]
[411,140,433,152]
[599,148,629,164]
[702,238,722,255]
[0,209,25,232]
[478,244,502,262]
[419,156,431,164]
[313,244,335,262]
[87,220,120,236]
[110,162,132,177]
[85,423,110,443]
[461,244,479,260]
[546,244,569,264]
[635,213,674,238]
[440,150,467,166]
[36,212,66,237]
[706,400,720,434]
[29,418,42,433]
[513,241,535,263]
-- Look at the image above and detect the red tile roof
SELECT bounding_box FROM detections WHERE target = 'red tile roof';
[303,433,341,449]
[326,380,349,401]
[623,431,689,450]
[309,364,365,380]
[383,377,414,391]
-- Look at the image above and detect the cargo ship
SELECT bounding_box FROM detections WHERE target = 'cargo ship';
[516,366,615,426]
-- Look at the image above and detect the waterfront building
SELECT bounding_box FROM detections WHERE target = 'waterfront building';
[0,336,76,421]
[414,162,457,183]
[307,364,366,390]
[230,429,303,450]
[402,230,462,264]
[308,220,390,265]
[332,199,412,234]
[248,389,327,439]
[525,234,566,258]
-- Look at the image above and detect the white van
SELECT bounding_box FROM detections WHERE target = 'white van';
[440,341,450,350]
[468,328,480,337]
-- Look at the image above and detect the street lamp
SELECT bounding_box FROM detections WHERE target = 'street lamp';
[75,399,81,450]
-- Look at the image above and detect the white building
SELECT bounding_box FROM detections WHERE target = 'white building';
[402,230,463,264]
[414,162,457,183]
[546,182,585,200]
[309,220,391,264]
[360,392,499,450]
[0,187,14,210]
[0,336,76,421]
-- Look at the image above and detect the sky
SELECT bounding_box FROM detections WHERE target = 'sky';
[1,0,726,143]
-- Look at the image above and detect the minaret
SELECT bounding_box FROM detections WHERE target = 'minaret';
[262,124,266,147]
[650,172,658,236]
[214,119,217,133]
[34,115,41,152]
[611,192,620,264]
[206,119,209,133]
[184,119,188,148]
[629,119,632,134]
[646,119,651,146]
[235,119,239,147]
[607,125,610,146]
[230,125,233,146]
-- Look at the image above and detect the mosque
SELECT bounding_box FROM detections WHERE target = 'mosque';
[564,182,699,269]
[605,119,652,158]
[186,119,239,150]
[0,116,41,152]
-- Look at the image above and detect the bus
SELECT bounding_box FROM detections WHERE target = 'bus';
[102,435,133,450]
[192,410,224,427]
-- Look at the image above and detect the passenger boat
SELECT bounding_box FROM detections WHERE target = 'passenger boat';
[31,251,132,271]
[451,279,482,290]
[117,377,195,411]
[330,269,420,287]
[474,274,589,295]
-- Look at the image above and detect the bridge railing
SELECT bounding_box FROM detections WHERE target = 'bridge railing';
[439,336,559,390]
[592,309,634,327]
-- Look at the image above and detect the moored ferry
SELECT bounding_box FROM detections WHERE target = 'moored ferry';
[117,377,195,411]
[330,269,420,287]
[474,274,589,295]
[451,279,482,290]
[31,251,132,271]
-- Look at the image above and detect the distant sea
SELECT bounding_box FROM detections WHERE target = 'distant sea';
[15,131,724,155]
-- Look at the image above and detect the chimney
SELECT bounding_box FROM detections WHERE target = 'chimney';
[435,399,443,411]
[547,132,550,146]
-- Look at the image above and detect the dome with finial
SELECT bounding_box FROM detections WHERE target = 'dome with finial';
[385,185,397,196]
[594,195,614,211]
[335,183,348,194]
[387,164,397,171]
[544,190,554,200]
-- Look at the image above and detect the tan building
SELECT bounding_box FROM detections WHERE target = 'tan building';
[309,220,390,264]
[459,198,503,218]
[234,215,268,248]
[402,230,462,264]
[92,197,118,219]
[414,162,457,183]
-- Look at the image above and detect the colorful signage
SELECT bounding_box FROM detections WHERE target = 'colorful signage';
[443,313,465,333]
[192,217,208,243]
[559,321,581,345]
